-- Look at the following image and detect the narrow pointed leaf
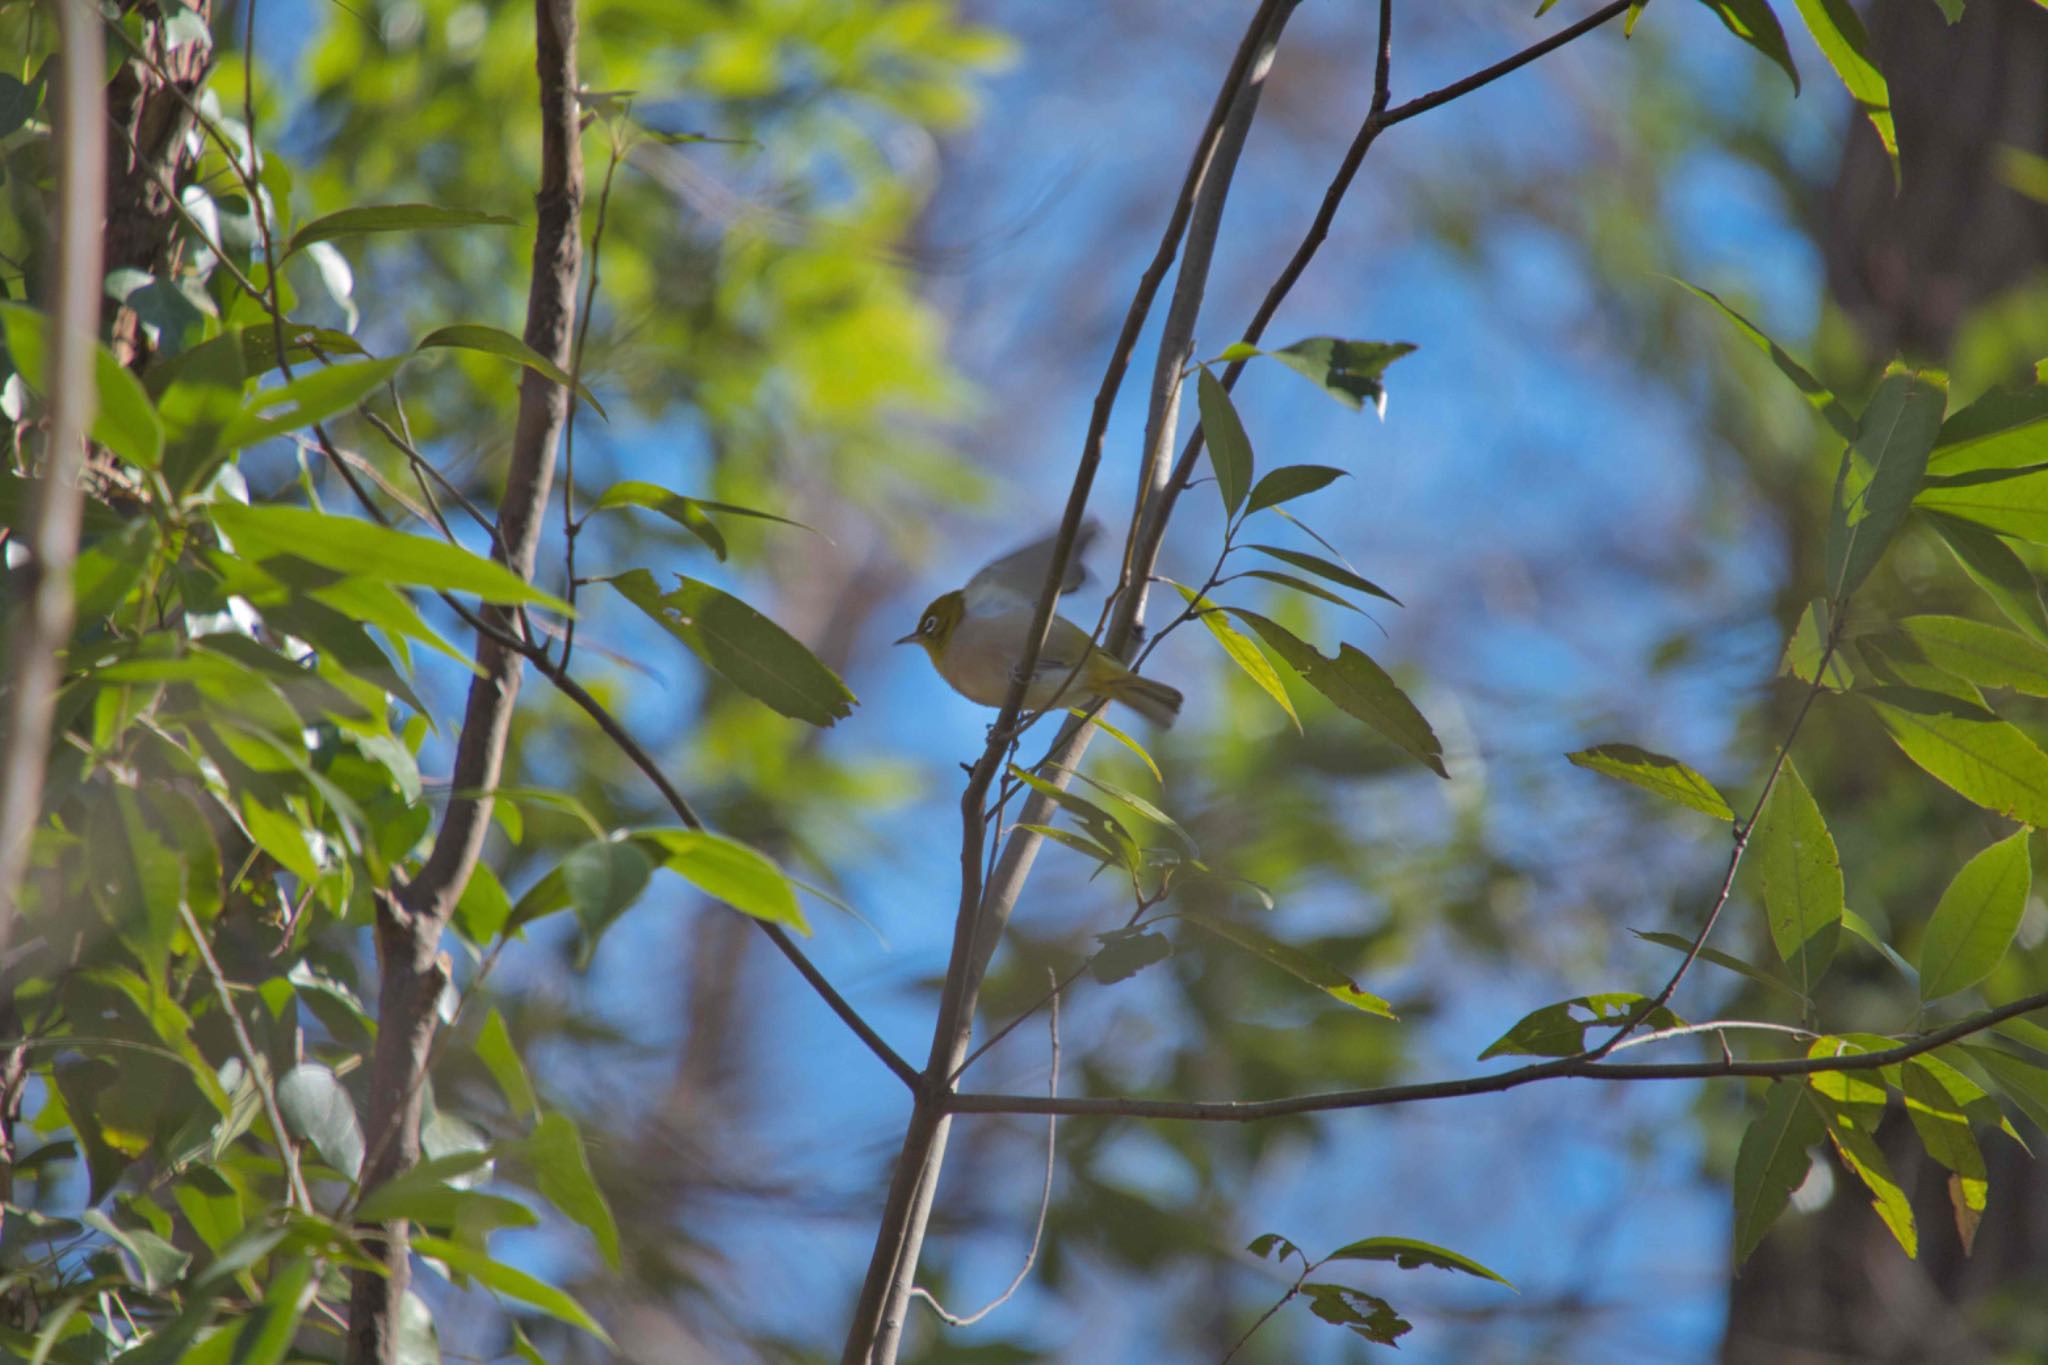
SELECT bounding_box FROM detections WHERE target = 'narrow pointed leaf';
[212,503,570,610]
[1267,337,1416,413]
[1669,280,1855,440]
[1196,367,1253,518]
[1174,583,1297,729]
[1237,569,1368,613]
[287,202,516,256]
[635,828,809,934]
[416,323,605,417]
[1246,464,1347,513]
[1917,464,2048,543]
[412,1235,613,1344]
[1827,369,1946,599]
[1919,829,2032,1001]
[1699,0,1801,91]
[1182,912,1396,1018]
[1230,609,1445,776]
[1568,743,1733,820]
[1896,614,2048,696]
[529,1112,621,1271]
[1325,1237,1515,1288]
[1804,1087,1918,1256]
[1928,514,2048,646]
[1927,385,2048,476]
[1245,545,1400,604]
[607,569,855,726]
[1791,0,1899,175]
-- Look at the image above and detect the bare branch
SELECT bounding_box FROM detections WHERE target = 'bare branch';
[951,987,2048,1123]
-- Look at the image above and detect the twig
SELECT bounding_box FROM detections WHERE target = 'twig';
[0,0,103,934]
[179,905,312,1213]
[910,971,1061,1328]
[950,984,2048,1123]
[559,118,627,669]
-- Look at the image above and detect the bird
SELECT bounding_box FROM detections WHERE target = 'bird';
[895,519,1184,727]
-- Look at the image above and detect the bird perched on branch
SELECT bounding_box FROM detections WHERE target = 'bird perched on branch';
[895,519,1184,727]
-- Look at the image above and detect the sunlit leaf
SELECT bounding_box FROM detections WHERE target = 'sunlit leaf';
[1896,614,2048,696]
[212,503,570,610]
[1917,464,2048,543]
[1698,0,1800,91]
[588,479,814,561]
[0,302,165,468]
[1790,0,1899,175]
[1804,1085,1918,1256]
[1927,385,2048,476]
[1750,761,1843,995]
[477,1007,538,1119]
[1901,1062,1987,1254]
[1265,337,1416,414]
[1567,743,1733,820]
[416,323,605,417]
[1174,583,1298,729]
[1928,513,2048,647]
[1919,829,2032,1001]
[413,1235,613,1344]
[1782,599,1853,689]
[217,356,407,449]
[1862,686,2048,825]
[636,828,810,934]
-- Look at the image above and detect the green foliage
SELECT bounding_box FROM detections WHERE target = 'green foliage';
[1567,743,1734,820]
[1917,830,2032,1001]
[1479,994,1684,1060]
[1749,761,1844,997]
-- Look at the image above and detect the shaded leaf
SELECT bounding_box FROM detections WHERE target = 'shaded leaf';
[277,1063,364,1179]
[0,302,165,468]
[477,1007,538,1119]
[1325,1236,1516,1288]
[1630,929,1803,999]
[1247,1232,1302,1263]
[1236,569,1369,614]
[1091,928,1172,984]
[1245,544,1400,605]
[588,479,813,561]
[1919,829,2032,1001]
[1699,0,1800,91]
[1732,1081,1825,1262]
[1246,464,1347,513]
[1568,743,1733,820]
[413,1235,613,1344]
[287,203,516,256]
[1266,337,1416,414]
[416,323,604,417]
[1827,368,1946,599]
[218,357,406,449]
[1478,993,1682,1060]
[529,1112,621,1271]
[1782,598,1853,689]
[1928,514,2048,647]
[1196,367,1253,519]
[1901,1062,1988,1253]
[1669,279,1856,440]
[1229,609,1445,776]
[1301,1283,1411,1346]
[1182,913,1396,1018]
[607,570,855,726]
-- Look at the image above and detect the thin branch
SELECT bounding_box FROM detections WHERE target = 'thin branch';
[910,971,1061,1328]
[0,0,104,933]
[179,905,311,1212]
[951,986,2048,1123]
[1379,0,1634,129]
[559,120,627,670]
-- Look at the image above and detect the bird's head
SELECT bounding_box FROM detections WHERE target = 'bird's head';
[894,591,966,657]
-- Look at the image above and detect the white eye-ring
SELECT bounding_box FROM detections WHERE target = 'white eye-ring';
[921,614,939,635]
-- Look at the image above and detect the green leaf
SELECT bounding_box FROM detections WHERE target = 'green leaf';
[1901,1062,1988,1246]
[1006,765,1140,873]
[1091,928,1173,984]
[1750,761,1844,995]
[1963,1045,2048,1137]
[606,569,855,727]
[1918,465,2048,544]
[1229,609,1446,777]
[217,357,407,449]
[1182,913,1396,1018]
[276,1063,364,1179]
[1827,369,1946,599]
[1060,765,1197,854]
[1841,907,1920,984]
[1072,709,1163,783]
[286,203,516,256]
[565,838,655,966]
[415,324,605,418]
[1927,385,2048,477]
[212,503,571,611]
[1698,0,1800,91]
[636,828,810,934]
[1266,337,1416,414]
[0,302,165,468]
[81,1210,190,1292]
[1567,743,1733,820]
[588,479,813,560]
[1790,0,1899,176]
[1919,829,2032,1001]
[1174,583,1298,729]
[1781,598,1854,689]
[1325,1236,1516,1288]
[1928,514,2048,647]
[231,1255,316,1365]
[1478,993,1682,1060]
[529,1112,621,1271]
[1668,279,1856,441]
[1804,1085,1918,1256]
[1236,569,1369,614]
[412,1235,613,1345]
[1196,367,1253,519]
[1247,1232,1302,1263]
[353,1151,504,1225]
[1244,545,1400,605]
[1731,1080,1825,1262]
[477,1008,538,1119]
[1630,929,1805,999]
[1301,1283,1411,1346]
[1014,822,1131,871]
[1246,464,1347,513]
[1895,614,2048,696]
[1862,686,2048,825]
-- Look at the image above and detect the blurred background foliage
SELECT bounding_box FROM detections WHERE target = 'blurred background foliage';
[3,0,2048,1360]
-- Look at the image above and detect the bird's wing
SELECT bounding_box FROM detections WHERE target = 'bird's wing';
[963,517,1101,615]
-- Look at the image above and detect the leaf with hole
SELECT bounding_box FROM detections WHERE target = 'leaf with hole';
[1265,337,1417,414]
[1479,993,1682,1060]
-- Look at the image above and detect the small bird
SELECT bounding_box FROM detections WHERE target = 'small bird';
[896,519,1184,727]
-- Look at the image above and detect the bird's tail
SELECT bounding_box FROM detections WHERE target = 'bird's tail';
[1106,671,1184,728]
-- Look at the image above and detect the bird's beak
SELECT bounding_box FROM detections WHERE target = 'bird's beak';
[893,631,920,646]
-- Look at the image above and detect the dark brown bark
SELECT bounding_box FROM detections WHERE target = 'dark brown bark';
[343,1,582,1359]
